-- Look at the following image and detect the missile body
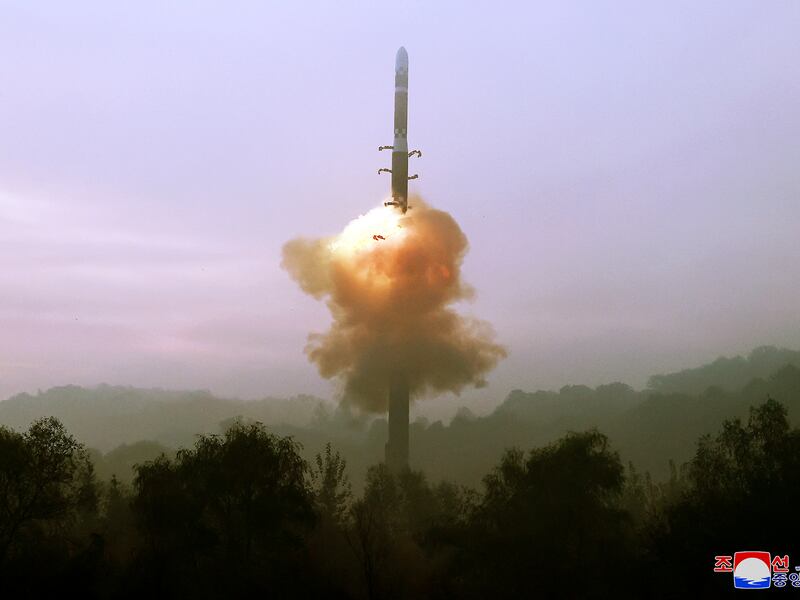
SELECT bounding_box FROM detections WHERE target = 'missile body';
[382,47,419,212]
[390,47,409,213]
[384,47,412,472]
[386,374,409,472]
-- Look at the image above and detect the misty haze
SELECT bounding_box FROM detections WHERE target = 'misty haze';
[1,2,799,598]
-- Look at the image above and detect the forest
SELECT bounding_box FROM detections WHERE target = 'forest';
[1,345,800,597]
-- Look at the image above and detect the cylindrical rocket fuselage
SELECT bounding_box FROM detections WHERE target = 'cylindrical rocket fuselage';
[386,375,409,471]
[391,47,409,210]
[385,47,411,472]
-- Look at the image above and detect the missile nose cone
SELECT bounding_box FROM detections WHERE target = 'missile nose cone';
[395,46,408,72]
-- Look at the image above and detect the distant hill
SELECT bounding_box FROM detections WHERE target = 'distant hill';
[0,384,330,451]
[2,346,800,489]
[418,362,800,486]
[647,345,800,394]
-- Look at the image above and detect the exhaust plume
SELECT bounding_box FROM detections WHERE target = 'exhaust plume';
[282,198,506,412]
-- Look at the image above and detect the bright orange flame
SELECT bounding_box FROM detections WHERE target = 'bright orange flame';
[328,204,407,257]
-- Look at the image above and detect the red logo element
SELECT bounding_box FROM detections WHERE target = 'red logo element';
[772,555,790,573]
[714,555,733,572]
[735,551,771,569]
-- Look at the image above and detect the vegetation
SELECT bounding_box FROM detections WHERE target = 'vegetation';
[2,347,800,596]
[3,346,800,491]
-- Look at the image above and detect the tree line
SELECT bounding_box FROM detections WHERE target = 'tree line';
[3,346,799,494]
[2,395,799,598]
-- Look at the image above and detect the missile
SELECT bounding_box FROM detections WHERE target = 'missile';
[381,47,420,213]
[381,48,416,472]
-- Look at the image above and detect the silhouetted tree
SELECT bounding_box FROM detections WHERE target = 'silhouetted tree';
[649,397,800,595]
[311,442,352,524]
[131,421,315,597]
[347,465,476,600]
[305,443,356,599]
[347,465,401,600]
[99,474,137,573]
[0,417,98,593]
[454,430,636,599]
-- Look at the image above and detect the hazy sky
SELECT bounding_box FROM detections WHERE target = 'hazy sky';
[1,2,798,418]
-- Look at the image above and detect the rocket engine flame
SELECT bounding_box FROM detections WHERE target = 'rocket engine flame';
[282,198,506,412]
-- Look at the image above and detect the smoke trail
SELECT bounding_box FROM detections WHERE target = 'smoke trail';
[282,198,506,412]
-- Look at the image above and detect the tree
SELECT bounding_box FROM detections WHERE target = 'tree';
[310,442,352,524]
[0,417,100,598]
[0,417,96,567]
[131,421,315,596]
[347,464,477,600]
[347,465,401,600]
[651,398,800,595]
[456,430,635,599]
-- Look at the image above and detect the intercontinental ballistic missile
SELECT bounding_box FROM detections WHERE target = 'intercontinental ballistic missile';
[381,47,419,472]
[380,47,421,214]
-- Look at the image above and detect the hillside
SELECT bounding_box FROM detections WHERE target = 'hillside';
[2,346,799,488]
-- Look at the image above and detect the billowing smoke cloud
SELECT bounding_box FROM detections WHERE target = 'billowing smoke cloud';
[282,198,506,412]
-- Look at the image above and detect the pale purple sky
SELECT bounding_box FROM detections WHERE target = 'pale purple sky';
[1,2,799,418]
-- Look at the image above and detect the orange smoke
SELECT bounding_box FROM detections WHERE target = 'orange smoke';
[282,197,506,412]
